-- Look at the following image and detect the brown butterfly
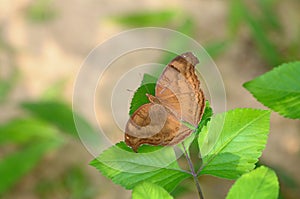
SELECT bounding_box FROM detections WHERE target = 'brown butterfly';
[125,52,205,152]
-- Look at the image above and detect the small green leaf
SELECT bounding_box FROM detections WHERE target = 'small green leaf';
[0,140,61,195]
[226,166,279,199]
[198,108,271,179]
[244,62,300,119]
[132,181,173,199]
[90,142,190,192]
[129,74,156,116]
[197,101,213,133]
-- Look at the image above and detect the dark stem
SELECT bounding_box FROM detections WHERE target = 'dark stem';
[182,143,204,199]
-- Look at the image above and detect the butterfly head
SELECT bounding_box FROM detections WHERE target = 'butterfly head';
[146,93,160,104]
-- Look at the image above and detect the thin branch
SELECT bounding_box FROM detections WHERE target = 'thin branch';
[182,143,204,199]
[196,146,204,175]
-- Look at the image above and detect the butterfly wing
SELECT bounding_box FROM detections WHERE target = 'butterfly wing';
[124,52,206,151]
[125,103,180,152]
[156,52,205,127]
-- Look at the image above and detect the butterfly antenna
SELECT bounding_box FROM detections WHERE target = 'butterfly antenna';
[126,89,135,93]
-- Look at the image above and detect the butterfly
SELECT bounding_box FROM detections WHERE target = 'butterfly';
[125,52,205,152]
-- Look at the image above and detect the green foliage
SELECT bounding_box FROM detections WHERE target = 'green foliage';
[36,166,96,199]
[244,62,300,119]
[228,0,282,66]
[198,109,271,179]
[91,108,272,196]
[0,116,63,196]
[21,101,81,137]
[90,142,190,192]
[111,10,181,27]
[0,99,95,196]
[26,0,57,23]
[0,117,60,144]
[226,166,279,199]
[229,0,280,35]
[0,140,61,196]
[132,181,173,199]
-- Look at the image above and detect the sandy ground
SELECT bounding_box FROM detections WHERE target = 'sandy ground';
[1,0,300,198]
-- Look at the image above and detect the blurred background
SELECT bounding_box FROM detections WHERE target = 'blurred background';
[0,0,300,198]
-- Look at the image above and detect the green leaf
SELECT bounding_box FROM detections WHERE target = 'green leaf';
[0,118,60,145]
[226,166,279,199]
[111,10,180,27]
[0,140,61,195]
[197,101,213,132]
[244,62,300,119]
[198,108,271,179]
[129,74,156,116]
[132,181,173,199]
[90,142,190,192]
[21,100,95,138]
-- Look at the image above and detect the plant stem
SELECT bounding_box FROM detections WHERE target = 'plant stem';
[182,143,204,199]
